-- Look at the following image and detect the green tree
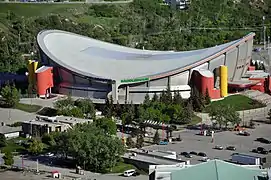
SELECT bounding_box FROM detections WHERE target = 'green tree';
[126,136,135,148]
[143,93,151,106]
[75,98,95,118]
[115,101,122,118]
[66,124,125,172]
[95,117,117,135]
[205,88,211,105]
[0,84,20,107]
[54,95,74,111]
[28,139,44,155]
[153,130,160,144]
[209,105,224,129]
[152,93,159,102]
[173,91,183,105]
[41,133,55,146]
[3,151,14,166]
[136,134,144,148]
[0,134,7,148]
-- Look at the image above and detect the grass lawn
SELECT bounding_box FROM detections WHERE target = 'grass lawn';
[108,162,136,174]
[188,115,202,125]
[204,95,266,113]
[15,103,42,113]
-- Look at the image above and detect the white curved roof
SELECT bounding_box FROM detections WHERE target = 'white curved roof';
[37,30,254,81]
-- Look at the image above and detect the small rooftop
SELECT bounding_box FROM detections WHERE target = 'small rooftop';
[35,65,52,73]
[0,126,22,134]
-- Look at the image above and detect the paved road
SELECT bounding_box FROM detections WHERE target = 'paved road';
[0,155,147,180]
[143,123,271,165]
[0,0,133,4]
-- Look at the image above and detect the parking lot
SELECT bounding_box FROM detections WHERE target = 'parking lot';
[143,123,271,165]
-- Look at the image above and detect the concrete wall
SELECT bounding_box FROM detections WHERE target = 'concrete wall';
[4,132,20,139]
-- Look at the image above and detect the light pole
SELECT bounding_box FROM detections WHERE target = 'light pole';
[263,16,266,49]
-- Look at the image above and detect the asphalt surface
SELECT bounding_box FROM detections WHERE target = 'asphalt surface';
[0,155,147,180]
[143,123,271,165]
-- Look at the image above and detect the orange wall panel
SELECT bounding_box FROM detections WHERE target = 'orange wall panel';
[36,67,54,96]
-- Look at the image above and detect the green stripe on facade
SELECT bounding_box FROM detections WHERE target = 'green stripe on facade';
[121,77,150,83]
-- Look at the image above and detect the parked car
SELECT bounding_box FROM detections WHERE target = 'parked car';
[180,152,192,158]
[256,138,271,144]
[201,157,210,162]
[261,150,269,155]
[190,151,197,155]
[214,145,223,150]
[123,169,136,177]
[226,146,236,151]
[198,152,207,157]
[257,147,266,152]
[238,131,250,136]
[252,149,258,153]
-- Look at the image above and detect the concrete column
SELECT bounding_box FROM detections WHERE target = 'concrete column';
[112,81,119,102]
[126,86,130,102]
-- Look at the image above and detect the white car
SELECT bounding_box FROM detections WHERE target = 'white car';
[46,152,54,157]
[201,157,210,162]
[123,169,136,177]
[214,145,223,150]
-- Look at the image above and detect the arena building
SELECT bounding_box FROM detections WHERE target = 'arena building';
[33,30,260,104]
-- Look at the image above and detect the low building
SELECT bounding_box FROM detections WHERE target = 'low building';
[149,160,267,180]
[22,115,92,137]
[0,126,22,139]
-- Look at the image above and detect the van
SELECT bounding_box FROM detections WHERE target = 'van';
[123,169,136,177]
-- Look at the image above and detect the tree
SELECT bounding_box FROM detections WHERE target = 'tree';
[205,88,211,105]
[136,134,144,148]
[95,117,117,135]
[54,95,74,111]
[0,134,7,148]
[208,105,224,128]
[153,130,160,144]
[0,84,20,107]
[173,91,183,105]
[190,86,204,112]
[115,101,122,118]
[152,93,159,102]
[63,124,125,172]
[104,96,115,118]
[143,93,151,106]
[75,98,95,118]
[3,151,14,166]
[28,139,44,155]
[42,133,55,146]
[126,136,135,148]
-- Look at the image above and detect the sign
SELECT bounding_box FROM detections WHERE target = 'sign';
[120,77,150,83]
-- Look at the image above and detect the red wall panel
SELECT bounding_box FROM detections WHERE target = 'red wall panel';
[36,67,54,96]
[192,70,221,99]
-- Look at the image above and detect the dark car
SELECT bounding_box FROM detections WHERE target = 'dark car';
[252,149,258,153]
[257,147,266,152]
[269,150,271,153]
[180,152,192,158]
[132,172,140,176]
[261,150,269,155]
[190,151,197,155]
[256,138,271,144]
[226,146,236,151]
[198,152,207,157]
